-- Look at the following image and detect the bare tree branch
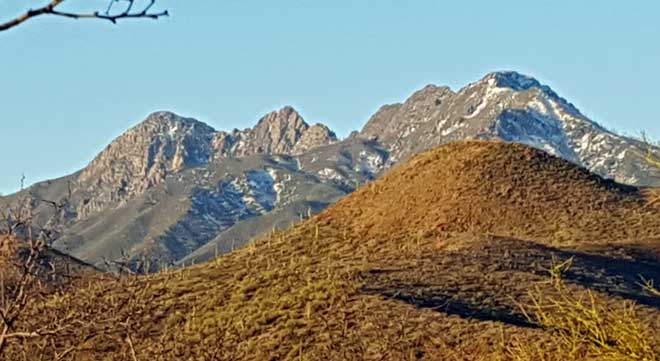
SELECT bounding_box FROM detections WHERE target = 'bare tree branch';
[0,176,79,355]
[0,0,168,32]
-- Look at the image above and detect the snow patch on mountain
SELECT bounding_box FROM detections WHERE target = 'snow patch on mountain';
[318,168,344,182]
[465,100,488,119]
[244,170,278,212]
[354,150,386,175]
[487,71,542,91]
[266,168,285,203]
[441,122,465,136]
[168,125,179,137]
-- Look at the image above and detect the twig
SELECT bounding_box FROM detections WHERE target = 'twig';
[0,0,168,32]
[125,332,138,361]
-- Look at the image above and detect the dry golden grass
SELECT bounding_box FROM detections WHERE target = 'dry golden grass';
[508,257,659,361]
[2,141,660,360]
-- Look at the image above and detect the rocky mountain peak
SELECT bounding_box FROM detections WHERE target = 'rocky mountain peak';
[475,71,582,117]
[225,106,336,157]
[409,84,455,102]
[355,72,657,187]
[292,123,338,155]
[75,111,217,218]
[65,107,341,221]
[255,106,306,130]
[481,71,543,91]
[360,85,454,143]
[137,111,216,136]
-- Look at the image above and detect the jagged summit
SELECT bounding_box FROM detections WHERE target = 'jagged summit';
[410,84,455,100]
[214,106,337,157]
[358,71,654,186]
[476,71,583,116]
[234,106,320,156]
[76,111,218,218]
[255,106,306,127]
[481,70,543,91]
[135,111,216,134]
[30,107,340,224]
[360,85,453,143]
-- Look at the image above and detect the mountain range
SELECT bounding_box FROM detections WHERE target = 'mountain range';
[2,71,658,269]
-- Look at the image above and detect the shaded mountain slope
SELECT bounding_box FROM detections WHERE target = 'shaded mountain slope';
[53,139,386,269]
[6,141,660,360]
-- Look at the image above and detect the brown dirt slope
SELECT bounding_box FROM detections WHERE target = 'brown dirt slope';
[4,140,660,361]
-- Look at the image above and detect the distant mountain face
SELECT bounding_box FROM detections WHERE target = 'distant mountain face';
[0,107,379,269]
[360,71,659,186]
[75,107,338,220]
[2,71,657,269]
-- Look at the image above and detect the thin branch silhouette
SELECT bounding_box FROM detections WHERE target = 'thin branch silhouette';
[0,0,168,32]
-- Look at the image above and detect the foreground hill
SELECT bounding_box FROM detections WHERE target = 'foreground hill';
[5,141,660,360]
[1,71,659,270]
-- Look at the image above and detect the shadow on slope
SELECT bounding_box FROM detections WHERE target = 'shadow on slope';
[362,235,660,329]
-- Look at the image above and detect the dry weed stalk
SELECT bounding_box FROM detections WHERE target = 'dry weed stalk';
[638,276,660,298]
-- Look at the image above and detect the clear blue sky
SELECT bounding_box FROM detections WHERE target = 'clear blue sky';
[1,0,658,194]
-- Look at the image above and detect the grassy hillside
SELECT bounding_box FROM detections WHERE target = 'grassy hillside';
[3,141,660,360]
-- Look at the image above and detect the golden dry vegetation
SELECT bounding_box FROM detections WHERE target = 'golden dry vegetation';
[2,141,660,360]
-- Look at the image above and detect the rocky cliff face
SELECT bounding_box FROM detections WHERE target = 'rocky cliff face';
[3,70,658,270]
[76,112,217,219]
[212,106,338,158]
[71,107,337,223]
